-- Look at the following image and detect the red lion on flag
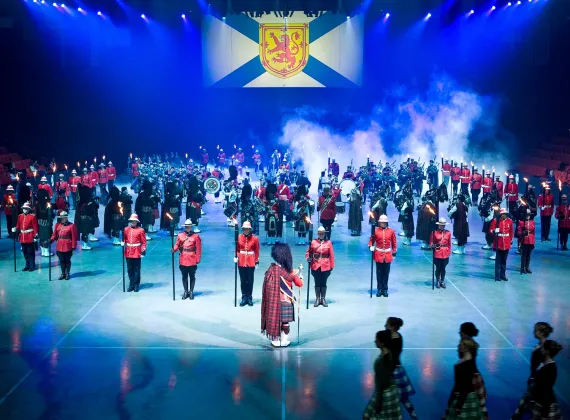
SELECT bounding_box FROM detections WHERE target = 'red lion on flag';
[267,31,303,69]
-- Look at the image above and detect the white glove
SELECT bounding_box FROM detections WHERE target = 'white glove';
[233,257,238,263]
[494,228,500,233]
[541,206,545,211]
[120,242,125,247]
[11,228,16,233]
[369,246,375,252]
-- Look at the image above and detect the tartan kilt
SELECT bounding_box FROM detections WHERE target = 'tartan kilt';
[444,393,485,420]
[532,402,563,420]
[363,386,403,420]
[280,302,295,323]
[392,365,416,398]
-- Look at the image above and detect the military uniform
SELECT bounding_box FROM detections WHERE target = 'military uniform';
[123,214,147,292]
[173,221,202,299]
[368,220,396,297]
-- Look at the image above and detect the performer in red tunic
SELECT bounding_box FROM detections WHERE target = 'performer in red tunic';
[460,164,471,195]
[306,226,335,306]
[68,169,80,210]
[218,149,226,167]
[470,167,482,206]
[123,213,147,292]
[172,219,202,300]
[318,186,337,240]
[494,176,504,201]
[106,161,117,190]
[50,210,77,280]
[38,176,53,199]
[131,158,140,179]
[441,159,451,188]
[2,185,17,237]
[89,165,99,190]
[329,159,340,177]
[261,243,304,347]
[98,163,109,203]
[517,209,535,274]
[555,194,570,250]
[368,215,397,297]
[80,168,91,187]
[429,218,452,289]
[481,171,493,201]
[234,221,260,307]
[489,208,514,281]
[504,175,519,216]
[55,174,70,198]
[450,162,461,196]
[538,185,554,241]
[13,202,39,272]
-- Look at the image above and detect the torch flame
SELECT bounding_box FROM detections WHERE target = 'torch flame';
[94,157,97,163]
[520,198,527,206]
[166,212,173,221]
[118,202,123,216]
[505,171,509,176]
[77,162,80,167]
[493,205,499,211]
[524,177,528,183]
[482,165,485,170]
[305,216,311,224]
[102,155,106,161]
[471,161,474,166]
[440,152,443,157]
[185,153,188,159]
[8,197,13,205]
[559,180,562,191]
[368,211,374,218]
[46,203,51,209]
[64,164,68,170]
[129,153,133,159]
[427,205,436,215]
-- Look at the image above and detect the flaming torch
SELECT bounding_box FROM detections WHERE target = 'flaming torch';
[9,197,17,272]
[524,177,529,194]
[557,180,562,251]
[166,212,176,301]
[47,202,52,281]
[306,216,313,309]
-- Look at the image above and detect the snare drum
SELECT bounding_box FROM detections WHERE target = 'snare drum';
[336,202,346,214]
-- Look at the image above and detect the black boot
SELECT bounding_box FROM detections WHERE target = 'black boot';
[189,279,195,300]
[247,296,253,306]
[440,277,447,289]
[321,287,328,307]
[314,287,320,307]
[182,291,190,300]
[127,281,134,292]
[436,277,441,289]
[240,296,248,307]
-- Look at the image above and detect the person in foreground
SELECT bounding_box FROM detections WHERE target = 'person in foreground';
[363,329,402,420]
[261,243,303,348]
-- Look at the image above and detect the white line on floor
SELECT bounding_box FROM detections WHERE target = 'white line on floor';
[0,346,534,351]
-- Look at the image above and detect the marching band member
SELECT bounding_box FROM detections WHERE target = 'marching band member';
[55,173,70,200]
[538,185,554,242]
[218,148,226,167]
[98,163,109,203]
[489,208,514,282]
[517,209,535,274]
[342,166,355,180]
[348,186,363,236]
[460,163,471,195]
[89,164,99,191]
[292,186,311,245]
[106,161,116,190]
[470,167,482,206]
[13,202,38,271]
[123,213,147,293]
[277,176,291,222]
[306,226,335,306]
[68,169,80,210]
[50,210,77,280]
[504,175,519,216]
[369,215,397,297]
[450,193,469,255]
[172,219,202,300]
[450,162,461,196]
[481,171,493,201]
[441,159,451,188]
[201,149,209,166]
[265,182,282,245]
[235,221,260,307]
[261,243,304,347]
[494,175,504,201]
[430,218,452,289]
[329,159,340,177]
[38,176,53,199]
[36,189,54,258]
[104,186,126,245]
[2,185,17,237]
[318,185,336,240]
[555,194,570,250]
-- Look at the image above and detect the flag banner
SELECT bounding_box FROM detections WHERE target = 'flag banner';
[202,12,364,88]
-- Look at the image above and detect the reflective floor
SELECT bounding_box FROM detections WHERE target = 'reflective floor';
[0,191,569,419]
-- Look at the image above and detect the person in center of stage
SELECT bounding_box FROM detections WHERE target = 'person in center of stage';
[517,208,536,274]
[122,213,147,292]
[430,217,452,289]
[235,221,260,307]
[369,215,397,298]
[306,226,335,307]
[318,185,337,241]
[261,243,304,348]
[489,208,514,282]
[172,219,202,300]
[50,210,77,280]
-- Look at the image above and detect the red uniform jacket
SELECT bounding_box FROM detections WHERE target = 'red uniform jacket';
[98,169,108,184]
[236,152,245,164]
[430,229,452,259]
[460,168,471,184]
[218,153,226,165]
[555,204,570,229]
[368,227,397,263]
[202,153,209,165]
[471,173,482,190]
[131,163,139,177]
[211,170,221,179]
[450,166,461,181]
[494,181,504,199]
[38,184,53,198]
[482,177,493,193]
[318,194,337,220]
[80,174,90,187]
[68,176,80,193]
[236,234,260,267]
[442,163,451,177]
[106,167,116,181]
[89,171,99,187]
[123,226,147,258]
[256,186,266,200]
[489,218,514,250]
[538,193,554,217]
[504,183,518,202]
[342,171,355,180]
[50,222,77,252]
[252,153,261,164]
[329,163,340,177]
[2,194,17,216]
[56,180,70,196]
[173,232,202,266]
[305,239,335,271]
[16,213,39,244]
[516,220,536,245]
[277,184,291,201]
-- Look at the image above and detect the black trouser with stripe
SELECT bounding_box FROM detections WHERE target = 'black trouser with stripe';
[434,258,449,281]
[126,258,141,288]
[57,251,72,275]
[375,262,391,292]
[238,266,255,298]
[22,243,36,269]
[180,265,197,293]
[541,215,551,240]
[495,249,509,279]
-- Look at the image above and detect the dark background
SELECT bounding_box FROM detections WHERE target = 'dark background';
[1,0,569,170]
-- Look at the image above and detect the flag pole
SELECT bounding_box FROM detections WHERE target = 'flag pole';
[305,223,313,310]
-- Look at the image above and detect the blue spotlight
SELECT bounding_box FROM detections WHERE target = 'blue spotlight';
[491,5,496,10]
[141,14,146,19]
[516,1,521,4]
[222,16,226,20]
[97,11,102,16]
[181,14,186,19]
[386,13,390,18]
[507,2,512,6]
[77,7,81,11]
[52,2,56,5]
[424,12,432,21]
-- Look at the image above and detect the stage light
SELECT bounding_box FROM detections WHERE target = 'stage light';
[77,7,81,11]
[517,1,521,4]
[491,5,496,10]
[507,2,512,6]
[181,14,186,19]
[470,9,474,14]
[346,16,350,19]
[222,16,226,20]
[141,14,145,19]
[52,2,56,6]
[97,11,102,16]
[426,13,432,19]
[61,3,65,6]
[386,13,390,18]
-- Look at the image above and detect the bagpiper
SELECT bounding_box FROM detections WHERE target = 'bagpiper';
[50,210,77,280]
[235,221,260,307]
[489,208,514,281]
[104,186,126,246]
[537,185,554,241]
[555,194,570,250]
[430,217,452,289]
[172,219,202,300]
[368,215,397,297]
[348,186,363,236]
[306,225,335,306]
[449,193,470,255]
[13,202,38,272]
[123,213,147,292]
[36,189,54,258]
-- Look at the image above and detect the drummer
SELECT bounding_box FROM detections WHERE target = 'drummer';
[342,166,356,180]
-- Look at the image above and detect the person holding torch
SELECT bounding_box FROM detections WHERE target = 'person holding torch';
[555,193,570,250]
[172,219,202,300]
[50,211,77,280]
[369,215,397,297]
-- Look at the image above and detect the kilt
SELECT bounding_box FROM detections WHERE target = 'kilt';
[472,373,488,419]
[38,218,53,242]
[532,402,563,420]
[280,302,295,323]
[363,385,403,420]
[444,392,485,420]
[392,365,416,399]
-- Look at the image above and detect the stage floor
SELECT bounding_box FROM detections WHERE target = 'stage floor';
[0,197,569,419]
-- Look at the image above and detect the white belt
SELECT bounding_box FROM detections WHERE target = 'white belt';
[497,233,509,237]
[375,247,392,252]
[126,243,141,247]
[22,229,34,233]
[71,184,77,187]
[543,205,552,208]
[239,251,255,254]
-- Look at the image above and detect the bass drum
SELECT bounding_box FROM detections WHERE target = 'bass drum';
[339,179,356,202]
[204,177,221,194]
